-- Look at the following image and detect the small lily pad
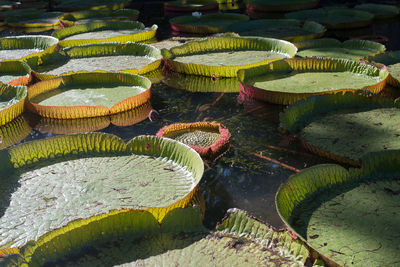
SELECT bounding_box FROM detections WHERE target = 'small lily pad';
[354,3,399,19]
[157,121,231,160]
[245,0,318,12]
[238,58,388,105]
[280,93,400,165]
[2,207,310,266]
[285,7,374,29]
[365,51,400,88]
[162,35,297,78]
[53,21,157,47]
[296,38,385,60]
[26,72,151,119]
[227,19,326,42]
[170,13,249,34]
[276,150,400,266]
[35,42,161,76]
[0,133,204,249]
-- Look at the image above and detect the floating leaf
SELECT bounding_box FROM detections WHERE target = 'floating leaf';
[0,133,204,249]
[5,12,64,28]
[238,58,388,105]
[276,150,400,266]
[0,60,31,84]
[296,38,385,60]
[162,35,297,78]
[245,0,318,12]
[227,19,326,42]
[0,114,31,150]
[53,21,157,47]
[279,93,400,165]
[59,8,140,24]
[286,7,374,29]
[157,121,231,160]
[164,0,219,17]
[0,82,27,126]
[53,0,130,12]
[26,72,151,119]
[365,50,400,87]
[354,3,400,19]
[2,207,310,266]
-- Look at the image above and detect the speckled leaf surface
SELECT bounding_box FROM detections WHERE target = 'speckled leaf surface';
[227,19,326,42]
[365,51,400,87]
[296,38,385,60]
[276,151,400,266]
[0,133,204,249]
[2,208,309,266]
[285,7,374,29]
[279,93,400,164]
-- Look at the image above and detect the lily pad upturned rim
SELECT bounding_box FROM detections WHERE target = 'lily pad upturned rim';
[2,206,310,266]
[364,50,400,88]
[285,7,374,29]
[156,121,231,160]
[36,42,162,77]
[26,71,151,119]
[54,0,130,12]
[276,150,400,266]
[0,113,31,151]
[227,19,326,42]
[295,38,386,59]
[169,13,250,34]
[0,82,27,126]
[245,0,318,12]
[52,21,158,47]
[0,35,59,52]
[5,11,64,28]
[279,92,399,165]
[238,57,388,105]
[59,8,140,23]
[354,3,400,19]
[162,35,298,78]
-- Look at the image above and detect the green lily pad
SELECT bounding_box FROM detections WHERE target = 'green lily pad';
[0,8,45,21]
[35,42,161,76]
[365,51,400,87]
[170,13,249,34]
[163,70,240,93]
[26,72,151,119]
[0,133,204,249]
[280,93,400,165]
[0,60,31,84]
[0,82,27,126]
[0,35,59,62]
[5,12,64,28]
[162,35,297,78]
[276,150,400,266]
[0,114,31,150]
[227,19,326,42]
[53,0,130,12]
[354,3,399,19]
[59,8,140,24]
[296,38,386,60]
[2,207,310,266]
[285,7,374,29]
[245,0,318,12]
[238,58,388,105]
[53,21,157,47]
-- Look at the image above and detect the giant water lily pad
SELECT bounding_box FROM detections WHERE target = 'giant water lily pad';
[59,8,140,24]
[0,60,31,84]
[0,133,204,249]
[170,13,249,34]
[162,70,240,93]
[164,0,219,17]
[227,19,326,42]
[365,51,400,87]
[157,121,231,160]
[162,35,297,78]
[5,12,64,28]
[35,42,161,76]
[35,101,152,134]
[0,35,58,62]
[296,38,385,60]
[53,0,130,12]
[276,151,400,266]
[280,93,400,165]
[354,3,399,19]
[0,82,27,126]
[0,114,31,150]
[285,7,374,29]
[52,21,157,47]
[238,58,388,105]
[1,207,310,266]
[245,0,318,12]
[26,72,151,119]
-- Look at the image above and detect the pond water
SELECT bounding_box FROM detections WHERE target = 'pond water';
[1,3,400,231]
